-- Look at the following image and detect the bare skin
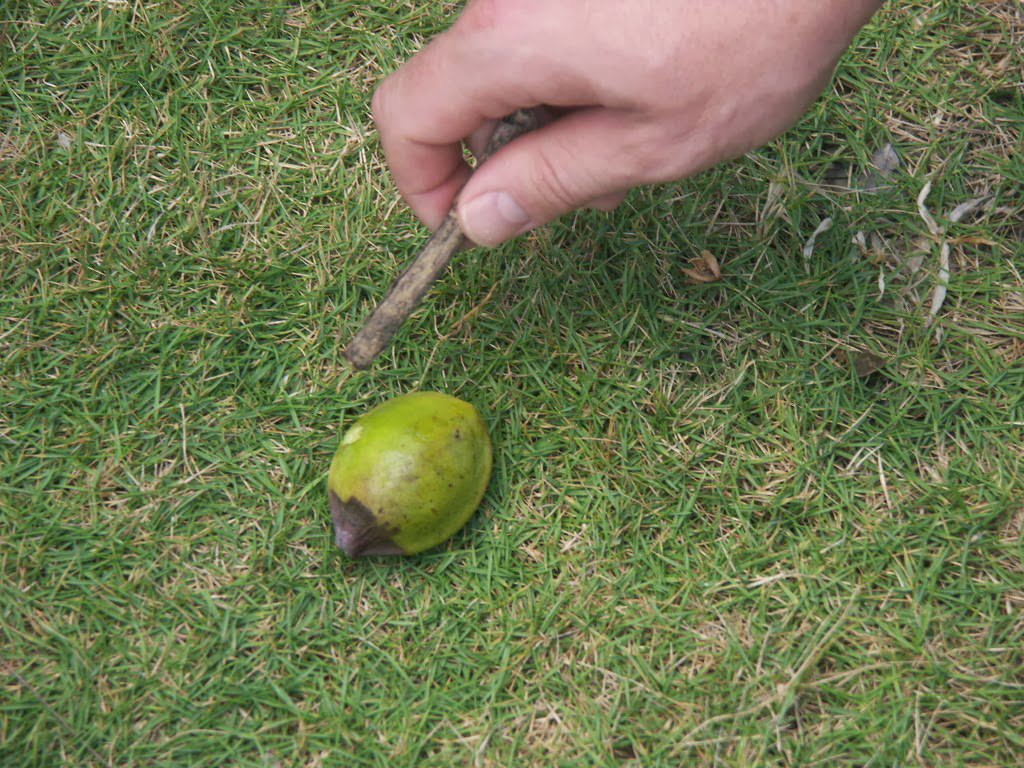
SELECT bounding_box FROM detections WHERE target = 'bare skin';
[372,0,884,247]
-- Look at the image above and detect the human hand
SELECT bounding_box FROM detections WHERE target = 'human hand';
[372,0,882,247]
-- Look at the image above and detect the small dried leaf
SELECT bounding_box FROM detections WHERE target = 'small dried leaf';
[902,253,927,277]
[949,235,999,247]
[822,143,900,192]
[681,269,713,284]
[857,144,901,192]
[701,250,720,278]
[869,143,901,177]
[682,250,723,284]
[916,181,941,236]
[851,350,887,377]
[925,241,951,328]
[948,196,992,224]
[851,230,869,257]
[802,217,833,272]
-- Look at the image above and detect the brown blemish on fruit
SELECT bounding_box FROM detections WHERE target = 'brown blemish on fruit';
[329,490,404,557]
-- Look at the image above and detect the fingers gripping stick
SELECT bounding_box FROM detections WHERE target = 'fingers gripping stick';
[344,108,544,370]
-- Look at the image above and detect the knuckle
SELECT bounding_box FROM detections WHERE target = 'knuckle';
[626,119,694,184]
[528,148,583,214]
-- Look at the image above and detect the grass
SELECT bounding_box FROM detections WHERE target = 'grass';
[1,1,1022,765]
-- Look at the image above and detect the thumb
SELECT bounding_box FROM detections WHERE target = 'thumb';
[457,109,658,247]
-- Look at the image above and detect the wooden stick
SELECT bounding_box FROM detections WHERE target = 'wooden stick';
[345,108,543,370]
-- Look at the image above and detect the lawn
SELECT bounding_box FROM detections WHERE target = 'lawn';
[2,1,1022,765]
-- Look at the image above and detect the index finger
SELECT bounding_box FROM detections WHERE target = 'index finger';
[370,5,594,226]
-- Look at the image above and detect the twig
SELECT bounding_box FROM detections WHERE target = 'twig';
[344,108,544,370]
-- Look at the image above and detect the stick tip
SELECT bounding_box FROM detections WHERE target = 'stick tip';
[344,344,375,370]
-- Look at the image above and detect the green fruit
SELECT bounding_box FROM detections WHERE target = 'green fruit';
[327,391,492,556]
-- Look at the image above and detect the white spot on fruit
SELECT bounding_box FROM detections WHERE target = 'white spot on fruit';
[341,424,364,446]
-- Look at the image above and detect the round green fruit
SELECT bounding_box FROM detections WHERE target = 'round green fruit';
[327,391,492,557]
